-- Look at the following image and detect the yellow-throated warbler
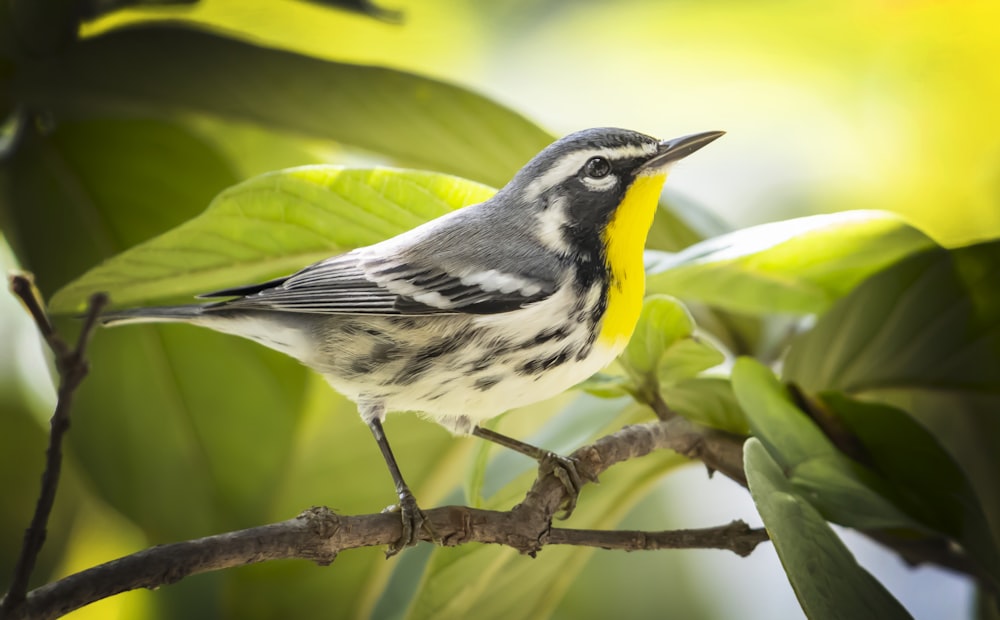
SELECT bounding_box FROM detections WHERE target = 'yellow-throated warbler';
[101,127,723,553]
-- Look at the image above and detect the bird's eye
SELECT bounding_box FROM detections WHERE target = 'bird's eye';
[583,157,612,179]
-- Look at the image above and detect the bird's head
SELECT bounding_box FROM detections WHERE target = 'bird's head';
[498,127,724,256]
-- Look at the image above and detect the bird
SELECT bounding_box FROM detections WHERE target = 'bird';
[100,127,724,555]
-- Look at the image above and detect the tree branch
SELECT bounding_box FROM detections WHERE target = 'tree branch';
[3,417,762,620]
[1,274,107,618]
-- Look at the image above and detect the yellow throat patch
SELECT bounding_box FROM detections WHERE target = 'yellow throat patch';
[598,171,667,348]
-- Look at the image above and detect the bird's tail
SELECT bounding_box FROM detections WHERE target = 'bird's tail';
[100,305,208,327]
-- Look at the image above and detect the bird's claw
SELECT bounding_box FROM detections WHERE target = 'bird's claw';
[381,492,427,557]
[540,452,586,519]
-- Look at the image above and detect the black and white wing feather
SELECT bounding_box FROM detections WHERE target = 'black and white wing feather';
[200,250,556,316]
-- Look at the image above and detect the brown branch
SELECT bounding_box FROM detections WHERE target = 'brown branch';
[1,274,107,618]
[547,521,768,556]
[3,417,759,620]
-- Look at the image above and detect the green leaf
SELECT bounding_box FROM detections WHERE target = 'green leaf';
[732,358,921,531]
[783,241,1000,544]
[665,376,747,434]
[646,210,935,315]
[4,119,239,298]
[745,438,913,620]
[51,167,496,312]
[619,295,725,395]
[820,393,1000,589]
[784,241,1000,412]
[15,24,553,188]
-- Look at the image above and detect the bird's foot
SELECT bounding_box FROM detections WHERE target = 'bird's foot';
[539,452,586,519]
[382,491,428,558]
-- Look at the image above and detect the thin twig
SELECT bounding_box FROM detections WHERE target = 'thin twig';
[1,274,107,617]
[547,521,768,556]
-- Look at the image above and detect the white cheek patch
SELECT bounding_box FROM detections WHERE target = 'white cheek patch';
[535,196,574,255]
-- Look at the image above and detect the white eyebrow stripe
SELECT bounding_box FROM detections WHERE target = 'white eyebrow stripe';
[524,143,658,201]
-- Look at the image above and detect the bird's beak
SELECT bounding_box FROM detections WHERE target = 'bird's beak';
[639,130,726,173]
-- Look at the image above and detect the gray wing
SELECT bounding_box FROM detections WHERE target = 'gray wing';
[200,250,557,316]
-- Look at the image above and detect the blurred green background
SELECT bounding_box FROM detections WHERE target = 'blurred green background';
[3,0,998,618]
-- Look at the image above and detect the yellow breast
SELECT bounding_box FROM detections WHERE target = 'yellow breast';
[598,172,667,348]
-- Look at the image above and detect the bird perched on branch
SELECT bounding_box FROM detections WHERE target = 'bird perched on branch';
[101,127,724,554]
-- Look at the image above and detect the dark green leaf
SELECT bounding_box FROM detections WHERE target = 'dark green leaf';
[732,358,921,531]
[745,438,914,620]
[16,24,553,187]
[784,241,1000,545]
[647,211,934,315]
[820,393,1000,589]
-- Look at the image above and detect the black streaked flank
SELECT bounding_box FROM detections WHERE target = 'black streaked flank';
[473,375,502,391]
[516,348,572,376]
[530,325,571,345]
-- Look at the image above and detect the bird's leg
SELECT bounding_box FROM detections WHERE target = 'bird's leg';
[471,426,587,519]
[366,416,427,557]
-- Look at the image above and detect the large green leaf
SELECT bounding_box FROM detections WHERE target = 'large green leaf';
[51,167,496,312]
[646,210,935,315]
[784,241,1000,578]
[784,242,1000,411]
[14,24,553,188]
[3,119,239,297]
[744,438,913,620]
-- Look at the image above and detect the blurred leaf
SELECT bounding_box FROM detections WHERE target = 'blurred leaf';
[4,119,239,296]
[295,0,403,23]
[225,377,464,619]
[71,323,311,539]
[820,393,1000,590]
[646,192,732,253]
[574,370,631,400]
[732,358,922,531]
[646,210,935,315]
[744,438,913,620]
[15,24,553,187]
[665,376,747,434]
[78,0,198,21]
[51,167,496,312]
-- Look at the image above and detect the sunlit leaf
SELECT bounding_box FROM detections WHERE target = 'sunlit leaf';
[15,24,553,188]
[51,167,496,312]
[744,438,913,620]
[619,295,725,397]
[646,211,935,315]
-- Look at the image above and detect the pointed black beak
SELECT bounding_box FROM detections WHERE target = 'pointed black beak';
[639,130,725,172]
